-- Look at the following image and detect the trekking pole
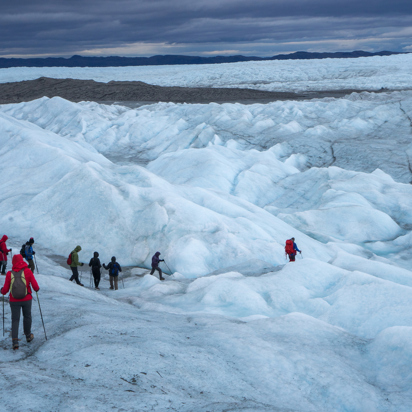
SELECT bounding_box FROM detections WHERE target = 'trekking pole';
[163,260,172,275]
[34,255,39,274]
[90,269,92,288]
[121,275,124,289]
[2,296,4,337]
[36,291,47,341]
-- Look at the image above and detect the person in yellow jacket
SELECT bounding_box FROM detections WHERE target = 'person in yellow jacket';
[69,245,84,286]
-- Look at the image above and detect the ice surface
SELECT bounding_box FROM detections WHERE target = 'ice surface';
[1,58,412,410]
[1,53,412,93]
[3,91,412,183]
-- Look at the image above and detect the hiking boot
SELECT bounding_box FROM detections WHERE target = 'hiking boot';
[26,333,34,343]
[110,286,114,290]
[160,277,165,281]
[12,339,19,350]
[79,284,84,287]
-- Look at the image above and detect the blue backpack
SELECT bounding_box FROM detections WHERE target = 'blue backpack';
[111,262,120,276]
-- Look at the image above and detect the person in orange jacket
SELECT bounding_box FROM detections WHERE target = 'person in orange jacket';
[1,254,39,350]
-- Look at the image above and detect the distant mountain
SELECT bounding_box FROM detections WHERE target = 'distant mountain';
[0,50,405,68]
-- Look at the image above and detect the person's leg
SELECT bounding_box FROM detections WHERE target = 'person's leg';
[92,268,99,288]
[289,254,295,262]
[96,271,101,288]
[21,300,32,337]
[114,277,118,290]
[10,301,22,340]
[156,267,164,280]
[70,267,81,284]
[28,259,35,272]
[150,267,155,275]
[110,276,114,289]
[1,261,7,274]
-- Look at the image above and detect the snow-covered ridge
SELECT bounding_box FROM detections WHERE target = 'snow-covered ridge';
[1,53,412,92]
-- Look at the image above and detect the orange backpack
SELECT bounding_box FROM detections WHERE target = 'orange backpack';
[285,239,295,255]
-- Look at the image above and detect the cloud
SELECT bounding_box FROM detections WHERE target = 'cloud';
[2,0,412,57]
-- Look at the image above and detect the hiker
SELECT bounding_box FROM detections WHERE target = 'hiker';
[89,251,102,290]
[69,245,84,286]
[1,254,39,350]
[150,251,164,280]
[285,237,301,262]
[103,257,122,290]
[0,235,12,275]
[24,237,36,272]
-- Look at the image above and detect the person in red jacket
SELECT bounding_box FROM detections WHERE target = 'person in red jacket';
[0,234,12,275]
[1,254,39,350]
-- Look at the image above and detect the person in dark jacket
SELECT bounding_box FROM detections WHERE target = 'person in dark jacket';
[0,235,12,275]
[1,254,40,350]
[69,245,84,286]
[150,251,164,280]
[103,257,122,290]
[89,251,102,290]
[24,237,36,272]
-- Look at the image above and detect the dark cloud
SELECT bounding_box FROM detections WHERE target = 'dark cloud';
[1,0,412,57]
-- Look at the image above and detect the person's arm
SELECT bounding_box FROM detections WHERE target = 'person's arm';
[98,259,102,268]
[27,269,40,292]
[89,258,93,267]
[103,263,108,270]
[1,272,11,295]
[294,243,301,253]
[118,264,122,272]
[72,252,83,267]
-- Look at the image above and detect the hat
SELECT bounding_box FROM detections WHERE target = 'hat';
[29,237,34,243]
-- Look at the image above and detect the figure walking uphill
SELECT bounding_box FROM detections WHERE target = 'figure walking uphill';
[0,235,12,275]
[1,254,39,350]
[89,252,102,290]
[150,251,164,280]
[68,245,84,286]
[103,257,122,290]
[285,237,301,262]
[24,237,36,272]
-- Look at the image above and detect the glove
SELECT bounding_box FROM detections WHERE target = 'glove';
[33,251,36,255]
[9,248,12,251]
[81,263,84,266]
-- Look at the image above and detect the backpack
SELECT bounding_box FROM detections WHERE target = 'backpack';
[285,239,295,255]
[111,262,119,276]
[20,244,27,258]
[67,253,72,265]
[10,270,28,299]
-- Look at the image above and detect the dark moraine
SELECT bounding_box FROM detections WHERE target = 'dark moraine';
[0,77,395,105]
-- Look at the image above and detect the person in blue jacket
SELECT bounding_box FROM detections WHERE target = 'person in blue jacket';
[24,237,36,272]
[290,237,301,261]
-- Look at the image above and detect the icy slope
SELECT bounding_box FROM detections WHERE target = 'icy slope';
[1,252,411,411]
[0,110,332,276]
[1,53,412,92]
[3,91,412,182]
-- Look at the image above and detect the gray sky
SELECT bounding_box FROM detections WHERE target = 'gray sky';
[1,0,412,58]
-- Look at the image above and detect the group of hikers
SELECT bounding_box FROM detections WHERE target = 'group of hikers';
[67,247,166,289]
[0,233,300,351]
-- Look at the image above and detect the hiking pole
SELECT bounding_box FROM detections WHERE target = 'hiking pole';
[36,291,47,341]
[163,260,172,275]
[90,269,92,288]
[34,255,39,274]
[2,296,4,337]
[121,275,124,289]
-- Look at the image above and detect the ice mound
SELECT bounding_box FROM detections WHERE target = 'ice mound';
[0,110,331,277]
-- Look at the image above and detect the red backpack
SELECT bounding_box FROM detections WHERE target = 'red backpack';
[285,239,295,255]
[67,253,72,265]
